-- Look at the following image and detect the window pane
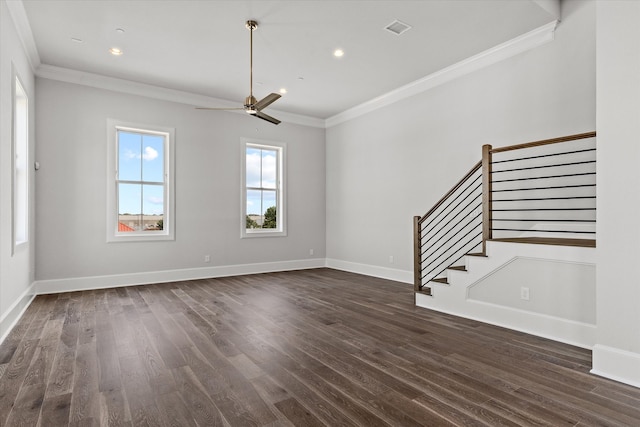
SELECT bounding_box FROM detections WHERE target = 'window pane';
[247,189,262,226]
[246,147,262,187]
[118,182,141,215]
[14,78,28,244]
[261,149,277,189]
[118,131,142,181]
[262,190,277,228]
[143,184,164,230]
[142,134,164,183]
[118,183,141,232]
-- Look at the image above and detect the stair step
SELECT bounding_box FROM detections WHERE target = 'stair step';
[467,252,487,257]
[431,277,449,284]
[447,265,467,272]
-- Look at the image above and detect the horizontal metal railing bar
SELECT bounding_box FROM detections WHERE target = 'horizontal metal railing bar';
[420,200,482,255]
[492,184,596,193]
[420,178,481,234]
[493,196,595,202]
[491,148,595,165]
[490,131,596,154]
[421,211,482,262]
[422,232,483,282]
[492,172,596,184]
[492,218,596,222]
[492,160,595,174]
[418,161,482,226]
[491,228,596,234]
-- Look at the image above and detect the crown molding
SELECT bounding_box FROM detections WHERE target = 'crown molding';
[325,20,559,128]
[5,0,41,71]
[35,64,326,129]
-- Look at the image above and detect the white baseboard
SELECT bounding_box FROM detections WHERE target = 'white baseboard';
[325,258,413,284]
[34,258,327,295]
[0,284,36,346]
[591,345,640,388]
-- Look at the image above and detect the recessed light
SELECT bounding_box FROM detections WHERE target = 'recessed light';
[279,88,287,94]
[71,37,83,43]
[333,49,344,58]
[297,77,304,81]
[109,47,123,56]
[115,28,125,34]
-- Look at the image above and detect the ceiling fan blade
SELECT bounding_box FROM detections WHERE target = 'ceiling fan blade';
[196,107,245,110]
[254,111,281,125]
[254,93,281,111]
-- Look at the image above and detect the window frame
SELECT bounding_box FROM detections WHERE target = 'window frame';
[106,119,175,242]
[241,138,287,238]
[12,71,29,254]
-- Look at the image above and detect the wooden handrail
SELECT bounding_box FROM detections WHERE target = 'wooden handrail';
[417,160,482,225]
[490,131,596,154]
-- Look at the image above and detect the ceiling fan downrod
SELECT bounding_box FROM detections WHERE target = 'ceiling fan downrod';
[245,20,258,113]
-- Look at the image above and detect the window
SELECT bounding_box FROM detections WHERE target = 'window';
[241,139,286,237]
[13,75,28,251]
[107,120,175,242]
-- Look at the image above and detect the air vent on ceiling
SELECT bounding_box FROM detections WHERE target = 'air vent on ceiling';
[384,20,411,36]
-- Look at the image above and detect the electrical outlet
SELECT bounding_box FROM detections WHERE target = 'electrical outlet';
[309,248,314,256]
[204,255,211,263]
[520,287,530,301]
[389,255,394,264]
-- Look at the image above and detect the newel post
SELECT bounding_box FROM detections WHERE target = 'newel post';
[481,144,493,254]
[413,215,421,292]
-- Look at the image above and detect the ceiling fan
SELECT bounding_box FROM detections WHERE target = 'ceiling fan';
[197,20,281,125]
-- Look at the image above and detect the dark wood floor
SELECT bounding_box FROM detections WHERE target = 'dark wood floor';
[1,268,639,426]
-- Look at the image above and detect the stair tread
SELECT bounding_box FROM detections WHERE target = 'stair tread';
[431,277,449,284]
[467,252,487,257]
[447,265,467,272]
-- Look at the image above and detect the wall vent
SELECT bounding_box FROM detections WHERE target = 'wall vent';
[384,20,412,36]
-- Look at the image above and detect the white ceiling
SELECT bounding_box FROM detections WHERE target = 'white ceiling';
[19,1,557,121]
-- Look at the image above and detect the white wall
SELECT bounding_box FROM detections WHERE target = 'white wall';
[34,79,326,291]
[593,0,640,388]
[326,0,595,281]
[468,258,595,324]
[0,0,37,340]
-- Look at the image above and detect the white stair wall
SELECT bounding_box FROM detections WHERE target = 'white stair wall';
[416,240,596,348]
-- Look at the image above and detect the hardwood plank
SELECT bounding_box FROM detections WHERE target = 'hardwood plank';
[39,392,72,426]
[68,341,100,426]
[274,397,327,427]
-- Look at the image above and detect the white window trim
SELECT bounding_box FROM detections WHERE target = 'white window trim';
[106,119,175,242]
[12,69,29,254]
[241,138,287,238]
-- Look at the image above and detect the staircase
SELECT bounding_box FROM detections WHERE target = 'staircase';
[413,132,597,347]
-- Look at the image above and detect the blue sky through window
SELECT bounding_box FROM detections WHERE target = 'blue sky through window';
[118,131,165,215]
